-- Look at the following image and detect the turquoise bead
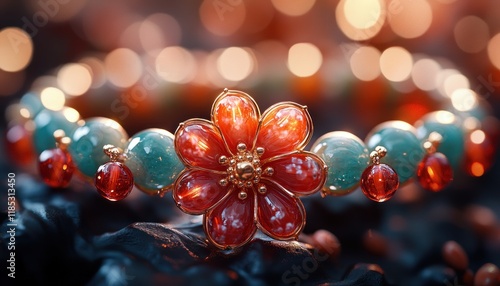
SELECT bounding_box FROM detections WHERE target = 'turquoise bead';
[33,108,80,154]
[125,128,184,195]
[20,92,43,118]
[365,121,425,184]
[311,131,370,195]
[415,111,465,169]
[68,117,128,178]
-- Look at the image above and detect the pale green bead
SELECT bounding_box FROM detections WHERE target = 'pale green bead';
[311,131,370,195]
[125,129,184,195]
[33,108,80,154]
[365,121,425,184]
[415,111,464,169]
[68,117,128,178]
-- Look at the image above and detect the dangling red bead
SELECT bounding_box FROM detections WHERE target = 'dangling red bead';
[360,164,399,202]
[38,148,74,188]
[417,152,453,192]
[95,162,134,201]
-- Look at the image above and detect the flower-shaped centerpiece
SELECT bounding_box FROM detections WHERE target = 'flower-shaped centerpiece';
[173,89,327,249]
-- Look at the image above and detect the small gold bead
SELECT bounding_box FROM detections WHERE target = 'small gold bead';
[265,167,274,176]
[219,155,228,165]
[258,185,267,194]
[237,143,247,152]
[238,191,247,200]
[256,147,265,156]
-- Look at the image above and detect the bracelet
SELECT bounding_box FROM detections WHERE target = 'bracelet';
[5,69,497,251]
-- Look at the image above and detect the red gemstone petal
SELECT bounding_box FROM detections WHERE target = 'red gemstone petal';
[256,183,305,239]
[6,124,36,165]
[174,119,229,171]
[212,91,260,154]
[256,103,312,159]
[173,169,231,214]
[360,163,399,202]
[417,152,453,192]
[205,189,256,249]
[95,162,134,201]
[262,152,326,196]
[38,148,74,188]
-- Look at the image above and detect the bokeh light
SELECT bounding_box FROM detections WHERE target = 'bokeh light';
[156,46,197,84]
[379,47,413,82]
[40,87,66,111]
[487,33,500,70]
[216,47,254,82]
[104,48,143,88]
[199,0,246,36]
[288,43,323,77]
[411,58,441,91]
[349,46,381,81]
[271,0,316,17]
[79,57,107,89]
[57,63,92,96]
[336,0,385,41]
[443,73,470,98]
[451,88,478,112]
[388,0,432,39]
[454,16,490,53]
[0,27,33,72]
[344,0,382,29]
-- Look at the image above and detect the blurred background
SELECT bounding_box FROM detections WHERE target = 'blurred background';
[1,0,499,136]
[1,0,500,285]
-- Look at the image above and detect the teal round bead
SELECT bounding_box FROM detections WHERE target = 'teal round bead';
[415,111,465,169]
[311,131,370,195]
[125,128,184,195]
[20,92,44,118]
[33,108,80,154]
[68,117,128,178]
[365,121,425,184]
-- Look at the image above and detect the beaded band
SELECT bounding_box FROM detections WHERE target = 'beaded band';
[5,73,498,250]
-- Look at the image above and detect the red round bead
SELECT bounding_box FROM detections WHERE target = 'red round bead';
[417,152,453,192]
[360,163,399,202]
[95,162,134,201]
[38,148,74,188]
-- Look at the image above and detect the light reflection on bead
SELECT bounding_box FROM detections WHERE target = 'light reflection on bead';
[68,117,128,178]
[311,131,370,196]
[124,128,184,195]
[366,121,424,184]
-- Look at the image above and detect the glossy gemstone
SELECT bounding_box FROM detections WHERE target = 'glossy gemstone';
[311,131,370,195]
[257,183,305,239]
[212,91,260,154]
[415,111,465,169]
[174,119,229,172]
[68,117,128,178]
[417,152,453,192]
[262,152,326,196]
[205,189,256,249]
[360,163,399,202]
[256,103,312,159]
[365,121,425,184]
[38,148,74,188]
[33,108,80,154]
[6,124,36,165]
[95,162,134,201]
[125,128,184,194]
[173,169,230,215]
